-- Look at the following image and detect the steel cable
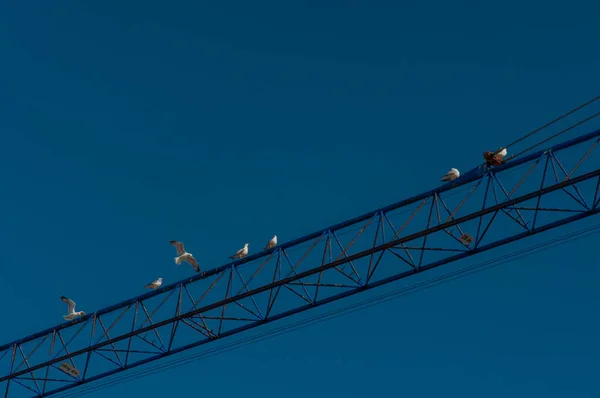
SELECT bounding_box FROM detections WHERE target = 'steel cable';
[505,109,600,161]
[499,95,600,155]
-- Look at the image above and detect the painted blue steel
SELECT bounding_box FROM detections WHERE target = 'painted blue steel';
[42,205,600,398]
[2,127,600,397]
[4,127,599,352]
[8,212,600,394]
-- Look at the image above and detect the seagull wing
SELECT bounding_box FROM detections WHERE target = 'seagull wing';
[61,296,76,313]
[496,148,507,160]
[187,256,200,272]
[170,240,186,256]
[265,237,275,249]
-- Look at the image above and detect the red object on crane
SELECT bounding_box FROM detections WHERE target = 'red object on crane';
[483,147,508,166]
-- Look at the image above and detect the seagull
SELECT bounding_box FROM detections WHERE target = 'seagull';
[230,243,249,259]
[441,168,460,182]
[264,235,277,250]
[495,147,508,160]
[60,296,86,321]
[170,240,200,273]
[145,277,163,290]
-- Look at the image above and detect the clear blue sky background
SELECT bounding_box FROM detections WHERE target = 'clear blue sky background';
[1,1,599,397]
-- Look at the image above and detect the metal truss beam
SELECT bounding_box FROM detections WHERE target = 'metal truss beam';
[2,128,600,397]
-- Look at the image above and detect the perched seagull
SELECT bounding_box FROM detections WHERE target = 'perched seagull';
[441,168,460,182]
[170,240,200,273]
[230,243,249,259]
[484,147,509,166]
[145,277,163,290]
[264,235,278,250]
[60,296,86,321]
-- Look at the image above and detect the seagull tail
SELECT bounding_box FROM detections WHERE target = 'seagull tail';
[441,176,449,181]
[174,256,181,265]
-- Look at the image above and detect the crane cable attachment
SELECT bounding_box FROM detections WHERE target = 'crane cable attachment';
[482,94,600,167]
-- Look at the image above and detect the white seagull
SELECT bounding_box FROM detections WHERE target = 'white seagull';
[170,240,200,273]
[230,243,249,259]
[145,277,163,290]
[264,235,277,250]
[60,296,86,321]
[441,168,460,182]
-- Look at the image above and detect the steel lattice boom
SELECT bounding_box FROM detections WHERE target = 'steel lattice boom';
[2,129,600,397]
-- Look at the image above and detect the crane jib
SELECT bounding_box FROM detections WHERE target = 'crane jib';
[1,127,600,397]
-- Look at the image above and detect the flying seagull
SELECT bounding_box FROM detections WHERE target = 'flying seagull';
[170,240,200,273]
[230,243,249,259]
[264,235,277,250]
[441,168,460,182]
[145,277,163,290]
[60,296,86,321]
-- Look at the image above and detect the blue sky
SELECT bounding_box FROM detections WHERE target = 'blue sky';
[1,1,599,397]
